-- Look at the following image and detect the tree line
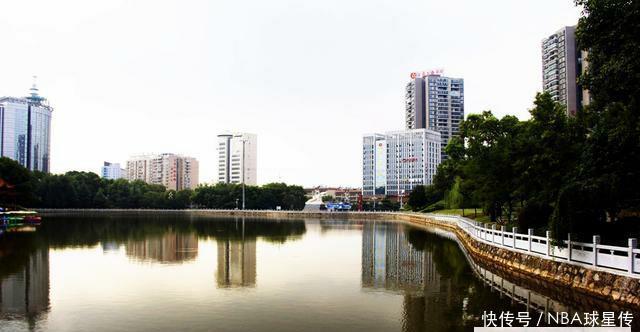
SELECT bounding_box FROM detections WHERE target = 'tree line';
[0,158,307,210]
[407,0,640,240]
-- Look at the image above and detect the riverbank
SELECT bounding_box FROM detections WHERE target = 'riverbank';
[37,209,640,308]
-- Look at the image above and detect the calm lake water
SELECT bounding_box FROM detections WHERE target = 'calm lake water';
[0,213,635,331]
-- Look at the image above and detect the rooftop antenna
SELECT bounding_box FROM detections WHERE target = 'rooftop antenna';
[30,76,39,96]
[27,75,45,103]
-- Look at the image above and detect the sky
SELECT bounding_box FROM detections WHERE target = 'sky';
[0,0,581,188]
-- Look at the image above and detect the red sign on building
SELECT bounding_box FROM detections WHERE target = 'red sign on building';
[410,69,444,79]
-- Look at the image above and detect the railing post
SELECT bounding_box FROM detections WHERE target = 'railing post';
[568,233,572,262]
[513,227,518,249]
[485,223,490,241]
[546,231,551,257]
[629,238,637,274]
[501,226,506,246]
[527,228,533,252]
[593,235,600,267]
[492,224,496,244]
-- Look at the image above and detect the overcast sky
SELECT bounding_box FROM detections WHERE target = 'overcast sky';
[0,0,581,187]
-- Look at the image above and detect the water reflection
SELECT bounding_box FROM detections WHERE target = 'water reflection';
[126,231,199,264]
[0,237,50,329]
[216,239,257,288]
[319,219,363,233]
[35,214,306,250]
[361,221,534,331]
[362,221,431,294]
[1,214,636,332]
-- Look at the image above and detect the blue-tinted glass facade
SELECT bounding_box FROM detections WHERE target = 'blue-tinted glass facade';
[0,95,53,172]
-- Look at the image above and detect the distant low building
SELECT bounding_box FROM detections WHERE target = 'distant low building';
[126,153,199,190]
[304,187,362,203]
[101,161,126,180]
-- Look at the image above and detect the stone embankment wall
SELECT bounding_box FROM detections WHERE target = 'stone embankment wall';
[38,209,640,307]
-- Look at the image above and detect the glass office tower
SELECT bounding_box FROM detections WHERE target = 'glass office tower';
[0,83,53,172]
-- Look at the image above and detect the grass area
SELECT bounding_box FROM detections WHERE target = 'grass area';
[430,208,492,223]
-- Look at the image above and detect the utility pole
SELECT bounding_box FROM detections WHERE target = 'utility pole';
[242,139,246,210]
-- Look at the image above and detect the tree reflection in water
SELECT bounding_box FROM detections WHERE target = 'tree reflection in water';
[0,214,307,329]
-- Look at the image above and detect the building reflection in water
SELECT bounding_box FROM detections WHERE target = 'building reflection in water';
[0,247,50,327]
[125,231,198,264]
[216,220,257,288]
[362,222,438,294]
[362,222,456,332]
[101,241,120,254]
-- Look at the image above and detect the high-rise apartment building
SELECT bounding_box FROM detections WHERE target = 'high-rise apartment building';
[217,133,257,186]
[101,161,126,180]
[362,129,441,197]
[405,72,464,159]
[126,153,199,190]
[541,25,587,116]
[0,82,53,172]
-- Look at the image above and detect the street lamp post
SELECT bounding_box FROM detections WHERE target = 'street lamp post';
[242,139,246,210]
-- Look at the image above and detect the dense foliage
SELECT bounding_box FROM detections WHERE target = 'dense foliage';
[407,0,640,240]
[191,182,306,210]
[359,198,399,211]
[0,157,34,206]
[0,159,307,210]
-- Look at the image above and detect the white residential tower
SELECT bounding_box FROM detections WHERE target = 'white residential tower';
[217,133,257,186]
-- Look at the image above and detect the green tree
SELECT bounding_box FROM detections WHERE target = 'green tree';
[575,0,640,111]
[458,111,521,222]
[512,93,582,229]
[545,0,640,238]
[0,157,34,206]
[444,177,464,209]
[407,185,428,211]
[93,188,108,208]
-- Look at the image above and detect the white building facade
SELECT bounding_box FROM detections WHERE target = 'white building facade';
[217,133,257,186]
[125,153,199,190]
[0,83,53,172]
[362,129,441,197]
[101,162,126,180]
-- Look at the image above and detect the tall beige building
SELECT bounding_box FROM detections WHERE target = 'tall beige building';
[126,153,199,190]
